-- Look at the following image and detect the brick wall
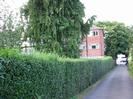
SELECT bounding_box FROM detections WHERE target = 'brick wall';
[80,27,105,58]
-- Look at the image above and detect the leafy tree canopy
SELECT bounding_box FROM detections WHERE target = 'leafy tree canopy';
[96,21,129,59]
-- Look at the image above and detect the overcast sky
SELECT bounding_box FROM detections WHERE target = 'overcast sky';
[81,0,133,26]
[7,0,133,26]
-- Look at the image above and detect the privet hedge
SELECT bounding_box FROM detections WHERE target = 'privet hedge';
[0,49,114,99]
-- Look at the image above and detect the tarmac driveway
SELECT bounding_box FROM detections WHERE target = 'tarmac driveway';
[84,66,133,99]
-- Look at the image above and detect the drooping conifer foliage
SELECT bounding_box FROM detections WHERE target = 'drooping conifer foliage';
[22,0,95,58]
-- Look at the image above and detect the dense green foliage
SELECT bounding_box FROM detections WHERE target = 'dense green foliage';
[128,26,133,74]
[128,26,133,58]
[0,49,114,99]
[22,0,95,58]
[96,21,129,59]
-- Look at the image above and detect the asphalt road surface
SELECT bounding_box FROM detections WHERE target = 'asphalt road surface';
[84,66,133,99]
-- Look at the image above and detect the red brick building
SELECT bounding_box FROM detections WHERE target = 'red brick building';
[80,26,105,58]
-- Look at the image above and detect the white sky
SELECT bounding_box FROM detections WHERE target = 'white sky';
[7,0,133,26]
[6,0,27,9]
[81,0,133,26]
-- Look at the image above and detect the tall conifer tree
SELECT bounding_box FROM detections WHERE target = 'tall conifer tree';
[22,0,95,57]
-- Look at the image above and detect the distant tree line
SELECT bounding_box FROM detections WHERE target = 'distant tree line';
[0,0,23,48]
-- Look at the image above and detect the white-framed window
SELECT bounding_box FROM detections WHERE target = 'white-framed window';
[91,44,99,49]
[88,31,99,36]
[93,31,99,36]
[92,45,96,49]
[79,45,86,50]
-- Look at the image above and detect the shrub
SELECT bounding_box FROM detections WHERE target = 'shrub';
[0,49,114,99]
[129,55,133,76]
